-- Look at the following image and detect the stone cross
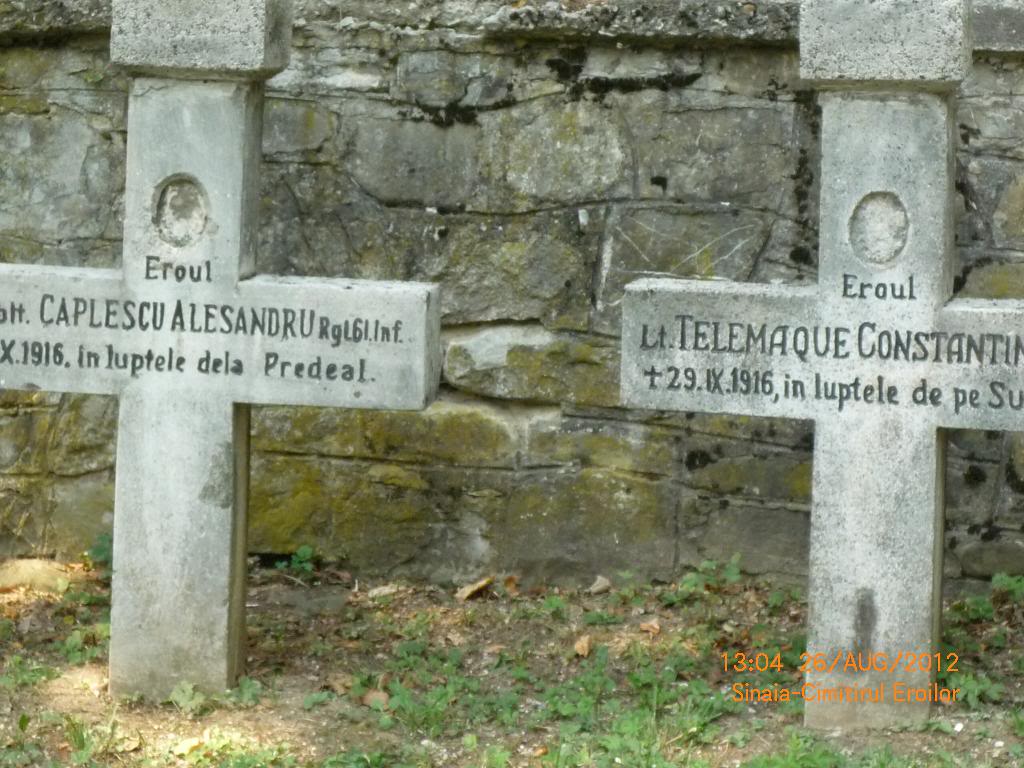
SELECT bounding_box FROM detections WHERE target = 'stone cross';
[0,0,441,699]
[621,0,993,728]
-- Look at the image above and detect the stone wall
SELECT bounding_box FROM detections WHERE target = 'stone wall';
[2,0,1024,585]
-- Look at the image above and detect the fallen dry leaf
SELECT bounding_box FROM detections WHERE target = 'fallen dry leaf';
[455,576,493,602]
[113,734,142,754]
[361,689,390,709]
[639,619,661,636]
[325,569,353,585]
[574,634,592,658]
[532,745,549,757]
[503,574,520,596]
[172,737,203,757]
[327,672,354,694]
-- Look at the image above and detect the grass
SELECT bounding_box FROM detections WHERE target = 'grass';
[0,552,1021,767]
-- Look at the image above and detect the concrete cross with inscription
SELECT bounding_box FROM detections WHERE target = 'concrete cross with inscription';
[621,0,1013,728]
[0,0,440,698]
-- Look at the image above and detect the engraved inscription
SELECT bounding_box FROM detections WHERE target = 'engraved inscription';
[631,311,1024,418]
[849,192,908,266]
[0,289,416,394]
[842,273,917,301]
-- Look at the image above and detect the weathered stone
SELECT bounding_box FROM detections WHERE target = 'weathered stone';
[653,411,814,452]
[257,163,374,278]
[48,472,114,557]
[263,98,335,159]
[497,467,677,583]
[945,455,998,527]
[0,43,126,274]
[394,51,466,106]
[0,103,124,259]
[47,396,118,476]
[110,0,292,77]
[411,211,596,330]
[348,117,482,211]
[593,205,774,334]
[0,476,48,558]
[992,174,1024,250]
[445,326,619,408]
[253,395,522,469]
[2,2,1022,55]
[0,0,110,40]
[251,455,474,579]
[524,414,677,476]
[481,0,800,46]
[487,99,630,206]
[267,33,392,95]
[687,454,812,503]
[959,261,1024,300]
[700,504,809,576]
[251,456,681,584]
[947,427,1005,463]
[0,390,58,410]
[958,533,1024,577]
[800,0,970,86]
[259,162,597,329]
[621,92,800,211]
[0,406,53,475]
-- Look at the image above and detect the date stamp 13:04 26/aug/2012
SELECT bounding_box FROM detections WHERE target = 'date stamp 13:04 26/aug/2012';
[723,651,963,705]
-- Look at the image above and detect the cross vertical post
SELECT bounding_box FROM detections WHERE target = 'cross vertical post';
[621,0,976,729]
[106,6,286,697]
[798,0,970,728]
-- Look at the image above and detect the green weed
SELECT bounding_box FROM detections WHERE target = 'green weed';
[659,556,743,606]
[84,534,113,579]
[537,647,617,729]
[165,681,211,717]
[302,690,334,710]
[0,656,58,689]
[172,730,298,767]
[581,611,623,626]
[947,596,994,624]
[992,572,1024,602]
[226,676,263,708]
[742,730,843,767]
[1011,709,1024,738]
[945,671,1003,708]
[57,624,109,665]
[543,595,569,621]
[276,545,316,580]
[322,752,396,768]
[0,714,53,768]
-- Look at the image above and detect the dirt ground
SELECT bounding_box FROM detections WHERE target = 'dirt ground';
[0,555,1021,767]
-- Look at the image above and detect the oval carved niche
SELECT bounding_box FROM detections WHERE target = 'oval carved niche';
[848,192,909,267]
[153,175,209,248]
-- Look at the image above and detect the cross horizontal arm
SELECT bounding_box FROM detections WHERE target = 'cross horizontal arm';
[929,297,1024,430]
[622,279,1024,431]
[236,276,441,409]
[0,264,124,396]
[0,264,441,409]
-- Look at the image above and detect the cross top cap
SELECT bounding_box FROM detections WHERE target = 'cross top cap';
[800,0,971,88]
[111,0,292,80]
